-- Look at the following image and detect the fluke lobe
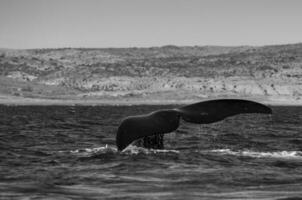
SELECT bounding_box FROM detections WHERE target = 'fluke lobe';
[116,99,272,151]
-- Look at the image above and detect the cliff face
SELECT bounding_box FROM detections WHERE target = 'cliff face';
[0,44,301,104]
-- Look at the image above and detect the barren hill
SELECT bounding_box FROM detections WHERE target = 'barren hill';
[0,44,301,105]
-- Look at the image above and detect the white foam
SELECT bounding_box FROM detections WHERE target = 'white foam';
[68,144,179,156]
[70,144,118,156]
[122,144,179,155]
[210,149,302,159]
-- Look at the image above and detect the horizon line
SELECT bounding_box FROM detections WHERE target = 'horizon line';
[1,42,302,50]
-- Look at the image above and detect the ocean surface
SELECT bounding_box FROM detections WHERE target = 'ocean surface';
[0,105,302,200]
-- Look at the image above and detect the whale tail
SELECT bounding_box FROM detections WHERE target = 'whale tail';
[116,99,272,151]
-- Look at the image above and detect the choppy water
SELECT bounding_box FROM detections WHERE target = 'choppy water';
[0,105,302,200]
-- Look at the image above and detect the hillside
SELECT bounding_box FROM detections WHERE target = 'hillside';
[0,44,301,105]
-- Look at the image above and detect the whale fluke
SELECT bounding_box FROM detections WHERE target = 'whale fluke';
[116,99,272,151]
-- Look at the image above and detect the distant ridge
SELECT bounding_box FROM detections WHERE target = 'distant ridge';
[0,43,301,105]
[2,42,302,50]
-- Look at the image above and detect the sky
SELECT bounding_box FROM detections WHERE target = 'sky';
[0,0,302,49]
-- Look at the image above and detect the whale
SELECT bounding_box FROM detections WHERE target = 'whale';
[116,99,272,151]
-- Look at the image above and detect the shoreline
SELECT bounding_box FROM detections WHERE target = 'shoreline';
[0,96,301,106]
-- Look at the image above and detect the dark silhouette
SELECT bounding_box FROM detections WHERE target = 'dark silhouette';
[116,99,272,151]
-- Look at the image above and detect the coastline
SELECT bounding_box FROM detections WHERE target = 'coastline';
[0,95,301,106]
[1,44,301,108]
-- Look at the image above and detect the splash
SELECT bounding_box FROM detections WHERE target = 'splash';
[68,144,179,157]
[122,144,179,155]
[69,145,118,156]
[210,149,302,159]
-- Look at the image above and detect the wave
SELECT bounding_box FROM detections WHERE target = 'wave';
[122,144,179,155]
[68,145,301,159]
[210,149,302,159]
[68,144,179,157]
[69,145,118,156]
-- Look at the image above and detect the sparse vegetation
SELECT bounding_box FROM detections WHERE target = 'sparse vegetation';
[0,43,301,103]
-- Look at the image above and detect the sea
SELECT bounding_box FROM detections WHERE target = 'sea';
[0,105,302,200]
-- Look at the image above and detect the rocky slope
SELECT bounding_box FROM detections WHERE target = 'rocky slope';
[0,44,301,104]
